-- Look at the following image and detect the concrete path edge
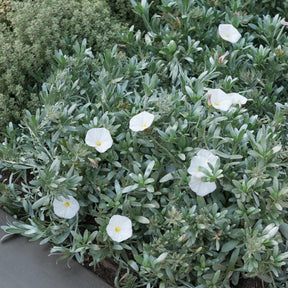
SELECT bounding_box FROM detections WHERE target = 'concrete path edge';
[0,208,112,288]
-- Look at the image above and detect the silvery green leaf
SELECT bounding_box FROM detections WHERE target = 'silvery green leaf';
[144,160,155,178]
[32,196,50,210]
[135,216,150,224]
[159,173,174,183]
[153,252,168,265]
[122,184,139,194]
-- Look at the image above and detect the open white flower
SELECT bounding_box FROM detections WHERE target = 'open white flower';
[188,149,219,197]
[218,24,241,43]
[207,89,233,111]
[85,128,113,153]
[188,149,219,177]
[53,195,80,219]
[189,175,217,196]
[106,215,132,242]
[228,92,247,105]
[129,111,154,132]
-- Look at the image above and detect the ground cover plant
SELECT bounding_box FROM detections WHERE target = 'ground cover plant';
[1,0,288,287]
[0,0,127,130]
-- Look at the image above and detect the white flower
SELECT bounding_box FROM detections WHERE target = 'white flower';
[188,149,219,177]
[106,215,132,242]
[189,175,217,196]
[228,92,247,105]
[207,89,233,111]
[218,24,241,43]
[85,128,113,153]
[129,111,154,132]
[53,195,80,219]
[207,89,247,111]
[187,149,219,197]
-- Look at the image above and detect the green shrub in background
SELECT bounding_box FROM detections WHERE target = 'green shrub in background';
[0,0,128,130]
[107,0,161,28]
[108,0,137,23]
[0,0,12,25]
[1,0,288,287]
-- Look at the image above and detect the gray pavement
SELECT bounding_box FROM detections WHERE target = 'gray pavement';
[0,209,112,288]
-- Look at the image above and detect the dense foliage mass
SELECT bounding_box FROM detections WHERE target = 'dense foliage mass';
[1,0,288,287]
[0,0,127,129]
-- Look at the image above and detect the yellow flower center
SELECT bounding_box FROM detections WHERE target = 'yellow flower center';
[115,226,121,232]
[141,123,147,128]
[225,34,230,38]
[213,102,219,106]
[64,202,70,207]
[197,168,201,172]
[96,141,101,146]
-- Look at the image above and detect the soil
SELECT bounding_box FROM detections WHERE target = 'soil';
[233,277,269,288]
[0,169,270,288]
[0,169,12,184]
[85,258,117,287]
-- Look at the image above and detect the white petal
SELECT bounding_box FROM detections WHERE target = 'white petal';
[106,215,132,242]
[209,89,232,111]
[189,176,217,196]
[206,154,219,168]
[207,88,225,97]
[95,133,113,153]
[207,89,224,107]
[85,128,98,147]
[188,149,218,176]
[53,195,80,219]
[228,93,247,105]
[218,24,241,43]
[187,156,208,177]
[129,111,154,132]
[85,128,113,153]
[198,149,219,167]
[197,149,214,159]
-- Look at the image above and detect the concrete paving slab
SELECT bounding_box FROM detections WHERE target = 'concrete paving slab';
[0,209,112,288]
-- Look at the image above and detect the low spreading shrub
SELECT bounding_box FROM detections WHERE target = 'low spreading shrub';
[1,0,288,287]
[0,0,128,130]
